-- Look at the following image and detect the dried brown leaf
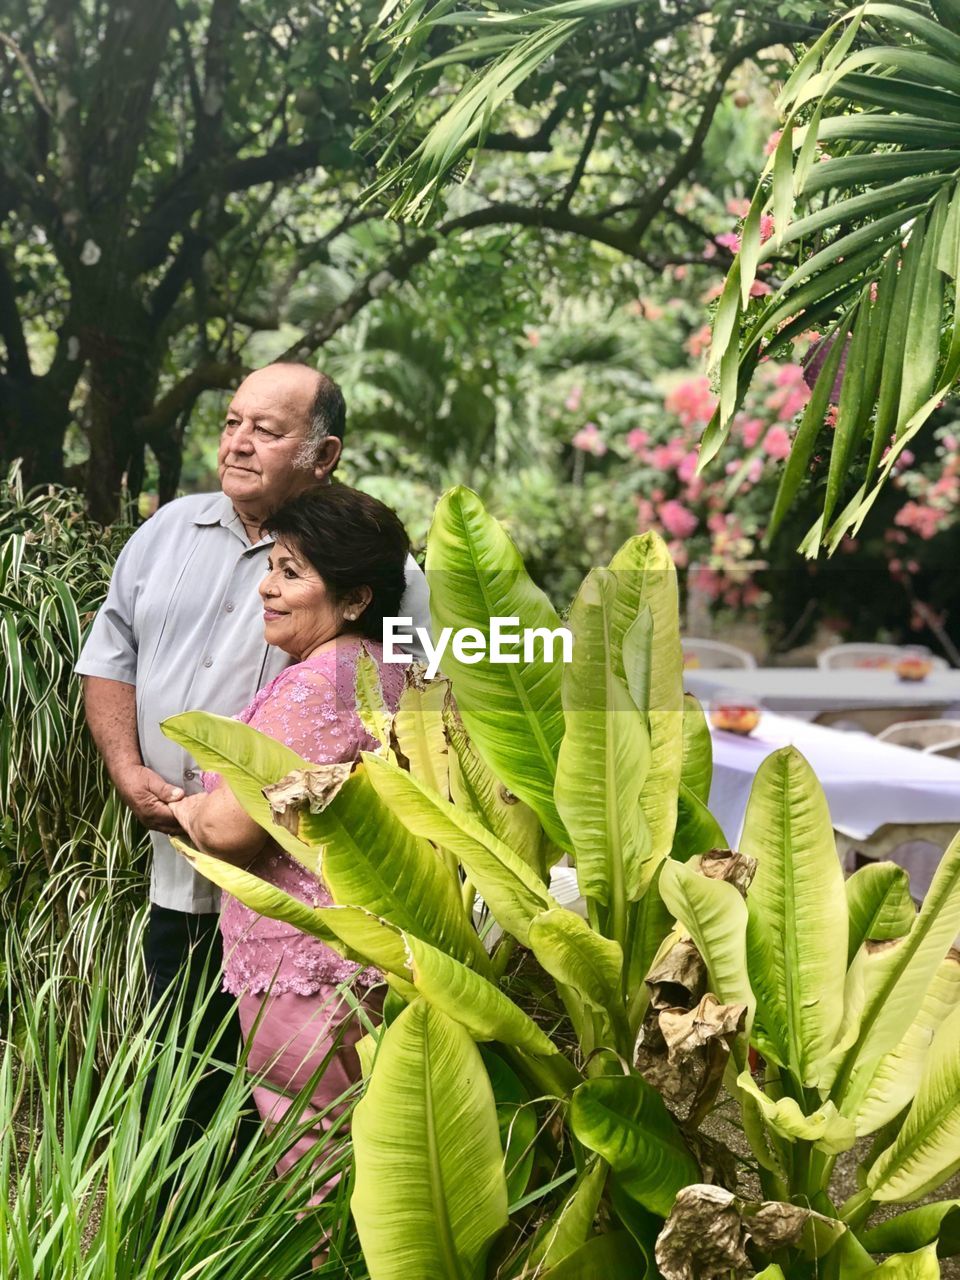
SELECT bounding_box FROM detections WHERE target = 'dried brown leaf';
[655,1184,844,1280]
[262,764,354,833]
[699,849,757,896]
[646,938,707,1012]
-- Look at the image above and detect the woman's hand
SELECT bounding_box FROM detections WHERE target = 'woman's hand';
[168,793,209,850]
[169,787,268,866]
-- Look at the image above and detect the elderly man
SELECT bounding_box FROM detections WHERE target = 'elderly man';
[76,361,429,1131]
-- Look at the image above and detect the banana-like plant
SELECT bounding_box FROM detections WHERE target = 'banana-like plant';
[163,487,960,1278]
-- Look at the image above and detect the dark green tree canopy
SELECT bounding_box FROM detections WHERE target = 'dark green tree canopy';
[1,0,797,519]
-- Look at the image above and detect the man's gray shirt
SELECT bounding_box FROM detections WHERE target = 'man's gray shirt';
[76,491,431,912]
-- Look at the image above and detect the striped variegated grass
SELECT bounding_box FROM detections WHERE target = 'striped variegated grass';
[0,958,370,1279]
[0,464,148,1048]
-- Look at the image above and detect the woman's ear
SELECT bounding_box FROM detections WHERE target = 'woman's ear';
[343,585,373,620]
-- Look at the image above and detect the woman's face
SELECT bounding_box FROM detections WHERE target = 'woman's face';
[259,537,350,659]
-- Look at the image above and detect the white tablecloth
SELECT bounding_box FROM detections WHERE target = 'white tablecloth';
[707,711,960,844]
[685,667,960,722]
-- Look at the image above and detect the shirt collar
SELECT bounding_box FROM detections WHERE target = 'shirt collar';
[192,492,274,549]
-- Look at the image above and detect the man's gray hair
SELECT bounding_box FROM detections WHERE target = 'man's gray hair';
[284,364,346,469]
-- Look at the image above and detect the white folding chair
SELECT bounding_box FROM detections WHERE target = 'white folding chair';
[682,638,756,670]
[877,719,960,750]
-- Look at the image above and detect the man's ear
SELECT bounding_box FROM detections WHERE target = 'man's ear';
[312,435,341,481]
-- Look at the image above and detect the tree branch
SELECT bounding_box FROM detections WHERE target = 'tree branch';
[0,247,32,379]
[558,89,609,212]
[134,358,244,438]
[628,32,777,238]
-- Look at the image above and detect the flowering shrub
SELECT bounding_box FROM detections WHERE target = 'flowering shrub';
[564,258,960,642]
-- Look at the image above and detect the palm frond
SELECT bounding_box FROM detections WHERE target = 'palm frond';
[706,1,960,554]
[359,0,639,221]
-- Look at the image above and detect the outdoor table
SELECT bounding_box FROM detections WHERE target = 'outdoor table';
[706,710,960,882]
[684,666,960,725]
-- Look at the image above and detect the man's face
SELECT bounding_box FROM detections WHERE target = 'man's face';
[217,366,339,518]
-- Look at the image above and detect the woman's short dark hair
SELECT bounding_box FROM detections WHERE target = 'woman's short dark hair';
[264,485,410,642]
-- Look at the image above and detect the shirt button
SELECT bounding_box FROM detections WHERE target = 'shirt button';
[203,656,213,668]
[183,768,196,781]
[225,602,235,613]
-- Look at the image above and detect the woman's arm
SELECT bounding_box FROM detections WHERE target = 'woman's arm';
[169,788,268,866]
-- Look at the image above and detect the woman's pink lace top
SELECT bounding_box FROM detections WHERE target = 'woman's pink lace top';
[203,636,405,997]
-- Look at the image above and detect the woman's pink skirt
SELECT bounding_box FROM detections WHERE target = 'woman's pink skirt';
[237,983,375,1207]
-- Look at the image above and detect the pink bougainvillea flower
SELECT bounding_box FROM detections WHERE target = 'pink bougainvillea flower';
[667,538,689,568]
[665,376,717,428]
[764,130,782,156]
[825,405,839,428]
[715,231,741,253]
[726,197,750,218]
[660,499,699,540]
[691,566,724,602]
[749,280,772,297]
[702,241,718,261]
[572,422,607,456]
[527,329,541,347]
[759,214,776,243]
[763,425,792,460]
[747,458,764,485]
[626,428,650,457]
[738,416,764,448]
[677,449,700,483]
[564,385,583,412]
[685,323,712,359]
[895,501,943,540]
[635,496,657,528]
[700,282,724,303]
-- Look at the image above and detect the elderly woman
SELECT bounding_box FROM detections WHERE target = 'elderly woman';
[169,483,408,1200]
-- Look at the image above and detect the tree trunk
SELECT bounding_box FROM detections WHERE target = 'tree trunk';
[0,374,73,490]
[84,323,160,523]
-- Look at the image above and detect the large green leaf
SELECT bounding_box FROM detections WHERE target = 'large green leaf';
[445,707,545,878]
[736,1070,855,1155]
[299,766,492,975]
[362,750,555,945]
[860,1199,960,1257]
[658,858,755,1044]
[569,1074,699,1217]
[393,675,450,799]
[525,1159,609,1273]
[177,843,418,994]
[846,861,916,964]
[554,569,652,932]
[527,907,627,1044]
[846,950,960,1136]
[425,486,568,846]
[740,747,847,1085]
[873,1245,941,1278]
[867,1002,960,1202]
[672,696,727,859]
[161,711,320,866]
[540,1231,649,1279]
[352,1000,508,1280]
[481,1049,537,1205]
[832,831,960,1104]
[605,534,684,867]
[404,932,557,1055]
[623,863,676,1031]
[679,695,713,806]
